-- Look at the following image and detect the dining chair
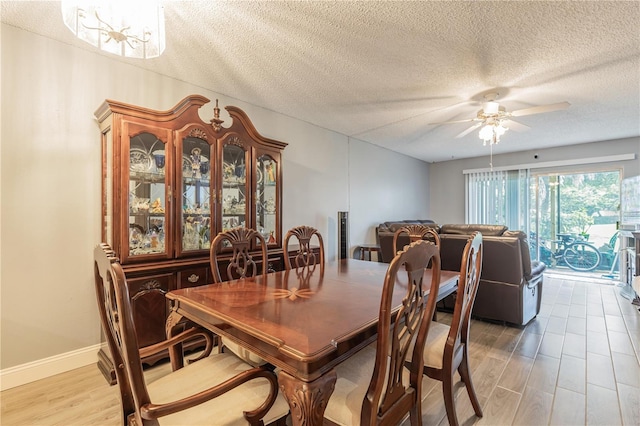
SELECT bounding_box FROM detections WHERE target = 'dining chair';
[323,239,442,426]
[94,243,290,426]
[393,224,441,253]
[283,225,325,271]
[419,231,484,426]
[394,224,442,320]
[210,227,268,283]
[210,227,270,367]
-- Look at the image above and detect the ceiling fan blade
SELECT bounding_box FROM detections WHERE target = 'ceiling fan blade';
[455,123,482,138]
[503,119,530,132]
[429,117,477,125]
[510,101,570,117]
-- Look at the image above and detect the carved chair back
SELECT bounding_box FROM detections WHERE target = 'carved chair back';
[448,231,483,364]
[393,224,441,255]
[283,225,325,272]
[94,243,153,425]
[361,239,442,425]
[210,227,268,283]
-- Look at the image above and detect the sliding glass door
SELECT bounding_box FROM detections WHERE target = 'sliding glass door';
[529,170,621,277]
[467,167,622,278]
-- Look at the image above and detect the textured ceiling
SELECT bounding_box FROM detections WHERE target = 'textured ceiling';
[2,1,639,162]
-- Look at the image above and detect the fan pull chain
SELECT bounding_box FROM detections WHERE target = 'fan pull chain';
[490,143,494,171]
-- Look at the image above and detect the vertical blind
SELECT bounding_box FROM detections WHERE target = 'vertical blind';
[465,169,530,235]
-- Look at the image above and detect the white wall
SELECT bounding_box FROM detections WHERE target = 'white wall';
[0,24,430,372]
[349,138,430,247]
[429,138,640,225]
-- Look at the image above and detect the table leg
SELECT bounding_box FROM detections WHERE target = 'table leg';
[278,369,337,426]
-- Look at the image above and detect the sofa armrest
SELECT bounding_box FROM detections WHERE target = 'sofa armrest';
[528,260,546,281]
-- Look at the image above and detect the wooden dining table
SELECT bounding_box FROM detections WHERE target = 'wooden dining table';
[165,258,459,426]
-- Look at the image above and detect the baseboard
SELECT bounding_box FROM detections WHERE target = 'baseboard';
[0,344,102,391]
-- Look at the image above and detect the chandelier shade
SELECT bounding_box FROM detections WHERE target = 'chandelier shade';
[479,121,508,146]
[61,1,165,59]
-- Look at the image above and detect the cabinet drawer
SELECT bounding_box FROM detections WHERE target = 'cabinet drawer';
[178,267,210,288]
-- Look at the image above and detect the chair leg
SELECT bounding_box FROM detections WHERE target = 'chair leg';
[409,401,421,426]
[442,374,460,426]
[457,351,483,418]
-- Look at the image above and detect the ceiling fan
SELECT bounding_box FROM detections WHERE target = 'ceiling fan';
[430,93,570,144]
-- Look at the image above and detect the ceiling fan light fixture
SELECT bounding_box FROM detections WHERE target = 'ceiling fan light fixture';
[479,121,508,146]
[61,0,165,59]
[483,101,500,115]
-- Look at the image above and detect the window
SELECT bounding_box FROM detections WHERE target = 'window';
[465,169,530,234]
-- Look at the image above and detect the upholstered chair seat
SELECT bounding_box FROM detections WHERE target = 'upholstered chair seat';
[325,343,433,426]
[147,352,289,425]
[421,322,451,369]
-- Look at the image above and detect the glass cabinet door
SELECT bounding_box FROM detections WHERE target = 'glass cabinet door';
[221,141,248,233]
[126,128,169,259]
[180,137,212,253]
[256,153,279,246]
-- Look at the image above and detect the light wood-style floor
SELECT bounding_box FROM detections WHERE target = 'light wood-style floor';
[2,273,639,425]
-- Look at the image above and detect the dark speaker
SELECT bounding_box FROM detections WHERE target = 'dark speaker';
[338,211,349,259]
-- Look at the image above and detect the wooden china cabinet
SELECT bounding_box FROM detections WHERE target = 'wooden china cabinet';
[95,95,287,383]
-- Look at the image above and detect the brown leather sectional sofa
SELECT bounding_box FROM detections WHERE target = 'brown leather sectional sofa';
[377,221,546,326]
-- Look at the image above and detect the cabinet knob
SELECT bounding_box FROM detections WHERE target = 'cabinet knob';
[187,274,200,283]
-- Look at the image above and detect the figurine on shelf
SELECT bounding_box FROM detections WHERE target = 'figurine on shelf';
[190,147,202,179]
[150,198,164,213]
[268,230,276,244]
[223,162,235,180]
[265,163,276,183]
[150,229,159,249]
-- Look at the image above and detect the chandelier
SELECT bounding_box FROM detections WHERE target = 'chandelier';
[61,1,165,59]
[478,118,509,146]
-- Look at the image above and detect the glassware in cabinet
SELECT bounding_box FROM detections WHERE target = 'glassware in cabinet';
[180,136,212,253]
[221,141,249,232]
[256,153,280,247]
[125,124,171,261]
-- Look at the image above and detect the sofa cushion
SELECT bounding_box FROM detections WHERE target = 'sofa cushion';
[387,222,439,233]
[378,220,436,233]
[440,224,508,236]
